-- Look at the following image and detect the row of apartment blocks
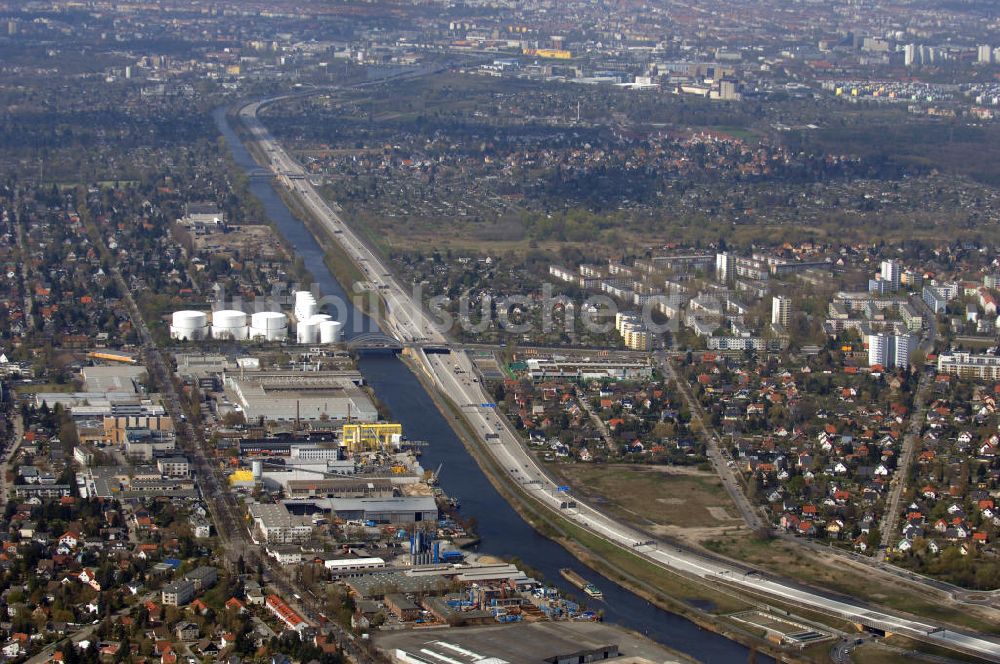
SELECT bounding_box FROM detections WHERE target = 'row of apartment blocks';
[715,252,831,283]
[918,279,997,317]
[920,281,998,319]
[549,264,685,314]
[824,293,924,337]
[937,351,1000,380]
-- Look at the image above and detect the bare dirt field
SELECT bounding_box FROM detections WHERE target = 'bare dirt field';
[554,463,744,531]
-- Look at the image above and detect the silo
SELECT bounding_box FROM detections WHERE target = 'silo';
[297,320,319,344]
[170,310,208,340]
[249,311,288,341]
[319,320,343,344]
[211,309,248,340]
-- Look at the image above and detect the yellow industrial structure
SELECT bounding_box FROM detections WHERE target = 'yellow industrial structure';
[87,351,138,364]
[229,469,255,485]
[522,48,572,59]
[342,422,403,452]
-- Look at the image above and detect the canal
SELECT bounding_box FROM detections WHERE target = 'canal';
[214,106,757,663]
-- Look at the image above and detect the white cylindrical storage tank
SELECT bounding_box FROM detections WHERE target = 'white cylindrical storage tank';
[308,314,331,324]
[170,310,208,340]
[213,325,248,341]
[297,320,319,344]
[251,311,288,330]
[298,301,317,321]
[211,309,248,340]
[252,460,263,479]
[249,311,288,341]
[319,320,343,344]
[294,291,317,322]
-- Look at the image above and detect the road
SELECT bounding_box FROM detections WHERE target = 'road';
[0,412,24,511]
[878,295,939,557]
[24,621,100,664]
[576,388,615,449]
[878,367,934,555]
[239,93,1000,663]
[237,78,449,347]
[13,202,34,331]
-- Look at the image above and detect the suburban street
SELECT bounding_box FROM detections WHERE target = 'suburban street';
[0,413,23,511]
[878,367,935,555]
[655,350,766,532]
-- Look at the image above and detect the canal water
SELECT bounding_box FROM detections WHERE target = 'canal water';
[214,106,758,663]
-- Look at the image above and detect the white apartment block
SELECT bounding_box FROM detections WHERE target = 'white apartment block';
[937,352,1000,380]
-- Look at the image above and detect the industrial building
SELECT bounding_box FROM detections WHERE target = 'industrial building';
[523,359,652,382]
[342,422,403,452]
[290,445,344,461]
[322,557,386,574]
[225,370,377,423]
[345,572,450,600]
[376,621,680,664]
[104,414,174,445]
[80,365,148,394]
[33,393,166,422]
[299,496,438,525]
[125,429,176,462]
[238,431,339,456]
[285,477,395,499]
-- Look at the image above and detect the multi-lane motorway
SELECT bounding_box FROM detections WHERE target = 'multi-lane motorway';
[239,94,447,347]
[239,93,1000,663]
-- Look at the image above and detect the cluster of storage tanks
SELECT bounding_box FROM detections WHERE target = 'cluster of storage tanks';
[170,297,341,345]
[294,291,342,344]
[171,310,289,341]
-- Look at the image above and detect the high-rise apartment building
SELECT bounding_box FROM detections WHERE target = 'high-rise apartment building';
[715,252,735,283]
[880,259,901,291]
[867,333,913,369]
[771,295,791,328]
